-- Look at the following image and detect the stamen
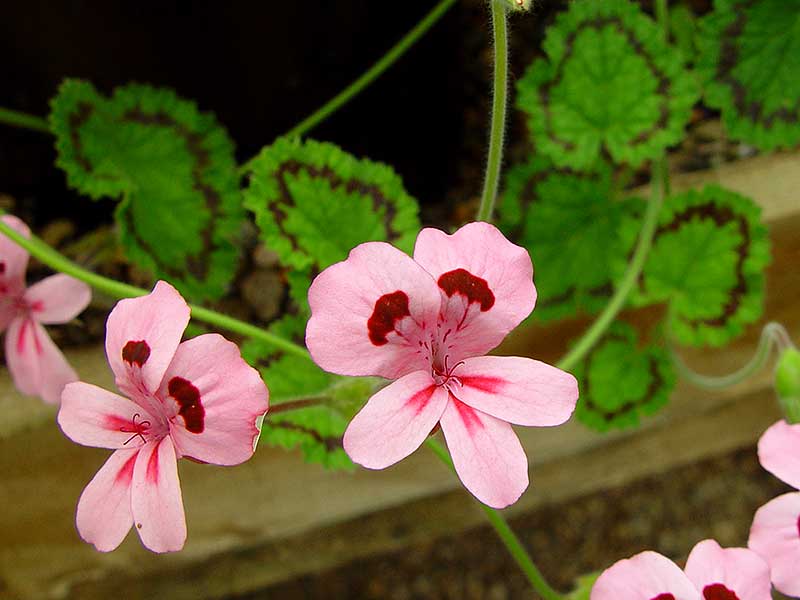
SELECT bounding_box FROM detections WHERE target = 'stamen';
[119,413,150,445]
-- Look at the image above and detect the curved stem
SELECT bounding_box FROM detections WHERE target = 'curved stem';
[0,107,50,133]
[426,439,564,600]
[0,216,311,360]
[557,157,666,372]
[476,0,509,223]
[239,0,457,175]
[670,322,792,390]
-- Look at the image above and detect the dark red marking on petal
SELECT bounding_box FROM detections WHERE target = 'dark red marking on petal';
[437,269,495,311]
[702,584,739,600]
[452,398,484,434]
[115,452,138,485]
[146,447,159,484]
[0,261,5,274]
[168,376,205,434]
[404,384,437,416]
[460,375,504,394]
[650,595,676,600]
[16,318,28,354]
[367,290,410,346]
[122,340,151,367]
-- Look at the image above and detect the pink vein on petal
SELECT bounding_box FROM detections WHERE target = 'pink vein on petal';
[405,384,437,417]
[460,375,504,394]
[115,453,137,485]
[453,398,484,434]
[146,446,159,484]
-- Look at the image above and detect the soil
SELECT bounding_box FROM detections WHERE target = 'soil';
[246,446,790,599]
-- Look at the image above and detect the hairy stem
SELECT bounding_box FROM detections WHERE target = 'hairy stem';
[0,107,50,133]
[0,215,311,360]
[239,0,457,175]
[476,0,509,223]
[670,322,793,390]
[426,438,564,600]
[557,157,666,372]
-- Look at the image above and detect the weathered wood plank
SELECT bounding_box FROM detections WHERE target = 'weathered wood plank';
[1,152,798,599]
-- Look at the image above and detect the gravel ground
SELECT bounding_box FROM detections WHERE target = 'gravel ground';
[249,446,790,599]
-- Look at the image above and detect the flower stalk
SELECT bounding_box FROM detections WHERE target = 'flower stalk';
[476,0,510,223]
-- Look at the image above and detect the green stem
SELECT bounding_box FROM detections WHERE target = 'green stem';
[426,438,564,600]
[476,0,509,223]
[670,322,792,390]
[557,157,666,372]
[655,0,670,44]
[0,107,50,133]
[0,216,310,360]
[239,0,457,175]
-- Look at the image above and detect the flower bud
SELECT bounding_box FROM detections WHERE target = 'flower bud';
[775,346,800,424]
[505,0,532,11]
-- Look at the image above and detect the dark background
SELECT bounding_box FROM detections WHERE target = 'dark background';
[0,1,494,229]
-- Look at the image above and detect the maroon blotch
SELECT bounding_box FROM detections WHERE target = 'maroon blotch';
[650,595,676,600]
[122,340,151,367]
[367,290,410,346]
[168,376,205,433]
[0,261,5,275]
[702,584,740,600]
[437,268,495,311]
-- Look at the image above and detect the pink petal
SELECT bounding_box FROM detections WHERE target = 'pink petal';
[131,437,186,553]
[58,382,158,449]
[438,396,529,509]
[684,539,771,600]
[412,222,536,359]
[105,280,190,398]
[24,274,91,324]
[75,448,138,552]
[5,317,78,404]
[0,214,31,297]
[590,551,701,600]
[453,355,578,426]
[748,492,800,597]
[758,419,800,489]
[343,370,448,469]
[307,241,442,379]
[158,334,269,466]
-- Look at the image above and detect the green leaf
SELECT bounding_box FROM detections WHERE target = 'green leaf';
[670,3,698,64]
[244,137,420,272]
[498,156,642,321]
[241,313,353,470]
[515,0,699,170]
[619,185,770,347]
[49,79,243,300]
[574,322,676,432]
[697,0,800,150]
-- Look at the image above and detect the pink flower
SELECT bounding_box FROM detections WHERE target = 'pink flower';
[57,281,269,553]
[748,419,800,596]
[591,539,772,600]
[305,222,578,508]
[0,215,91,404]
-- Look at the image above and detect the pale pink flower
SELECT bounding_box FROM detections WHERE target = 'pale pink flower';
[0,214,91,404]
[57,281,269,553]
[591,539,772,600]
[748,419,800,596]
[305,222,578,508]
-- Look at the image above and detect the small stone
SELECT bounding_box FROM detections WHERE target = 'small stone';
[252,244,281,268]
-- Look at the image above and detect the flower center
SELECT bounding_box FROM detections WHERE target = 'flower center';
[119,413,152,445]
[432,355,464,393]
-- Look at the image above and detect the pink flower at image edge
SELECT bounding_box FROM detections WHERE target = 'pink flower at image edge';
[0,215,91,404]
[57,281,269,553]
[749,419,800,597]
[590,539,772,600]
[305,222,579,509]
